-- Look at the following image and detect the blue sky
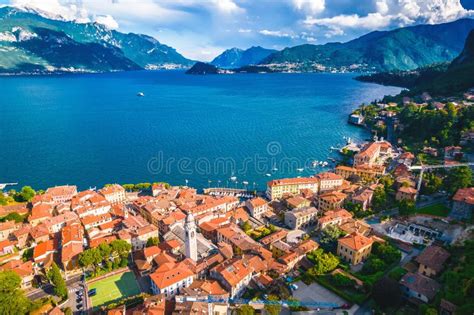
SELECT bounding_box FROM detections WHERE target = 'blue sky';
[2,0,474,61]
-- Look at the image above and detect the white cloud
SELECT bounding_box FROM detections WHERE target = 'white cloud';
[304,0,474,38]
[375,0,389,15]
[11,0,89,21]
[293,0,325,14]
[238,28,252,33]
[324,26,344,38]
[259,29,295,38]
[304,12,391,30]
[94,14,119,30]
[211,0,243,14]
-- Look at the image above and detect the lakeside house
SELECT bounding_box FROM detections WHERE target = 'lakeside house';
[336,232,373,265]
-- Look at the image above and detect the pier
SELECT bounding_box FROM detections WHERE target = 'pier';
[203,187,256,198]
[0,183,18,190]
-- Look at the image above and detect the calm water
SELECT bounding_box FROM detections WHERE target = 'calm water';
[0,71,401,191]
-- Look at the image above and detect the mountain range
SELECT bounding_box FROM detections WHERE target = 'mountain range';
[260,18,474,72]
[210,46,276,69]
[357,30,474,96]
[0,6,193,74]
[0,6,474,75]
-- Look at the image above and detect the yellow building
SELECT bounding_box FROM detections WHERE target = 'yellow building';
[335,165,385,182]
[317,191,347,211]
[415,245,450,277]
[337,232,373,265]
[266,177,319,200]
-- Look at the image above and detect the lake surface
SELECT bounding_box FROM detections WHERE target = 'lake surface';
[0,71,401,191]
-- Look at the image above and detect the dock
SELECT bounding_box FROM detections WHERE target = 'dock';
[203,187,256,198]
[0,183,18,190]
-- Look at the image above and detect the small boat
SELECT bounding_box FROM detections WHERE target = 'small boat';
[311,160,318,167]
[242,181,249,185]
[137,92,145,97]
[265,173,271,177]
[230,176,237,181]
[296,168,304,172]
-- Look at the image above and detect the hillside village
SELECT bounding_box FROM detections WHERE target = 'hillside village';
[1,103,473,315]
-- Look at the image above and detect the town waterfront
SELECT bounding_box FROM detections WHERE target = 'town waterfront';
[0,70,401,190]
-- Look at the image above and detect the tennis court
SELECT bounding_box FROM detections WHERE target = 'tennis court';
[88,271,141,307]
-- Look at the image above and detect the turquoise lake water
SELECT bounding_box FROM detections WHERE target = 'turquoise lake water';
[0,71,401,191]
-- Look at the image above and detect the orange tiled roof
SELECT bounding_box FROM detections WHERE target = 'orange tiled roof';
[338,232,373,251]
[315,172,343,181]
[89,235,117,248]
[0,259,33,277]
[45,185,77,197]
[33,239,55,260]
[150,264,194,289]
[61,242,83,262]
[184,279,228,296]
[453,187,474,205]
[212,258,253,287]
[61,223,83,245]
[318,208,353,224]
[30,203,53,221]
[268,177,319,187]
[319,191,347,203]
[144,245,162,257]
[398,186,417,194]
[99,184,125,196]
[259,229,288,246]
[248,197,267,208]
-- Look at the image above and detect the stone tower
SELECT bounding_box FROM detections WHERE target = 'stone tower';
[185,213,198,261]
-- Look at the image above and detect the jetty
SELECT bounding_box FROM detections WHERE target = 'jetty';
[0,182,17,190]
[203,187,256,198]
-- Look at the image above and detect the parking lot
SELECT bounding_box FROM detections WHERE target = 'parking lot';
[292,280,347,309]
[66,283,86,314]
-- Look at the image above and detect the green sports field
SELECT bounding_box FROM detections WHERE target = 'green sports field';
[88,272,141,308]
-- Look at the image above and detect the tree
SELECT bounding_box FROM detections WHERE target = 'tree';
[331,273,355,288]
[445,166,473,194]
[0,270,32,315]
[110,239,132,258]
[319,225,344,251]
[397,199,415,216]
[345,201,363,215]
[379,175,394,192]
[98,243,112,259]
[21,248,33,262]
[240,221,252,232]
[264,295,281,315]
[372,242,401,265]
[0,192,8,206]
[63,307,73,315]
[146,237,159,247]
[422,172,443,195]
[362,257,386,274]
[0,212,24,223]
[347,174,362,184]
[237,305,255,315]
[372,277,402,309]
[122,184,135,191]
[15,186,36,202]
[372,186,387,211]
[423,307,438,315]
[47,262,67,300]
[307,249,340,275]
